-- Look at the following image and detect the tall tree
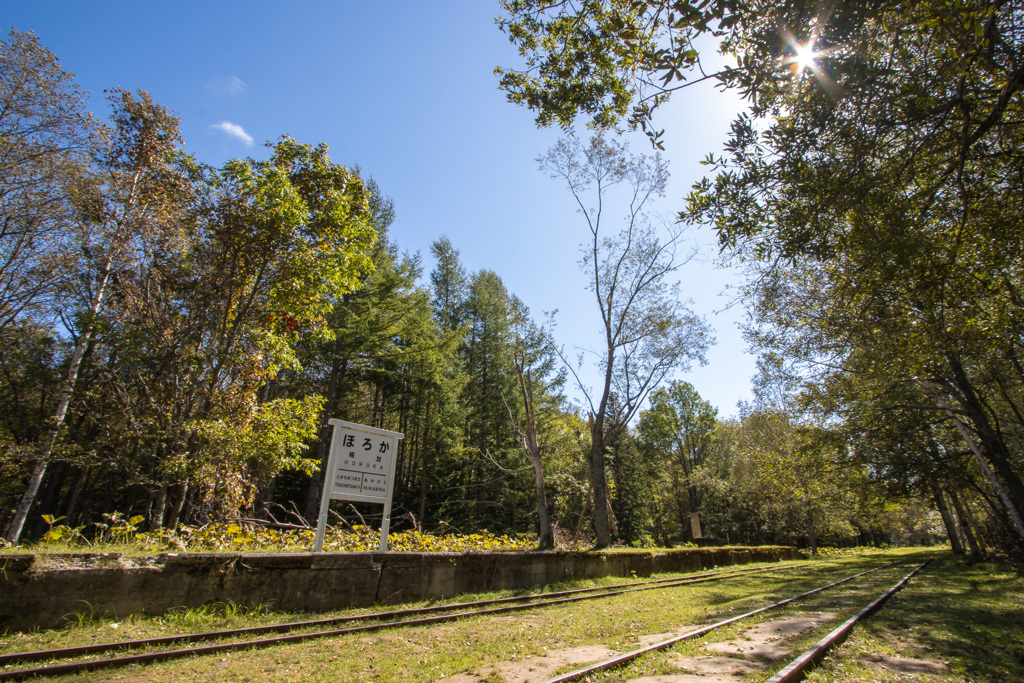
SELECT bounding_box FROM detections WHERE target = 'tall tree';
[295,181,414,521]
[0,30,95,332]
[102,135,377,528]
[508,296,563,549]
[462,270,521,529]
[5,90,185,543]
[539,134,712,546]
[430,236,468,332]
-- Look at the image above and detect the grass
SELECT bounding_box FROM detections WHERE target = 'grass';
[590,555,931,681]
[8,549,1015,682]
[0,553,901,682]
[592,551,1023,683]
[802,553,1024,683]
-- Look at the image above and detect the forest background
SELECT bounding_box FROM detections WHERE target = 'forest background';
[2,0,1022,560]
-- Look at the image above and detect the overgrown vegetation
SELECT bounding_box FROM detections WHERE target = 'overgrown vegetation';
[2,514,534,554]
[496,0,1024,561]
[6,0,1024,560]
[4,551,1016,682]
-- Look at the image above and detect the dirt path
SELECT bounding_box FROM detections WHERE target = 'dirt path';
[442,613,838,683]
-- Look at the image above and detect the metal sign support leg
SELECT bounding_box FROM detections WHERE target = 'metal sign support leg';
[314,488,331,552]
[379,498,392,551]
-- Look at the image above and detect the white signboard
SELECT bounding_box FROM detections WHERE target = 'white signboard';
[690,512,703,540]
[314,419,404,552]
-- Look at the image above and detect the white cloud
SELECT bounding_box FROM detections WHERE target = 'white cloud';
[225,75,247,96]
[206,75,247,96]
[210,121,254,146]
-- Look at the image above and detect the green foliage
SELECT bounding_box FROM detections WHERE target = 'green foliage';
[638,381,717,544]
[1,27,977,554]
[210,137,377,337]
[39,511,146,546]
[0,29,95,330]
[501,0,1024,555]
[680,0,1024,552]
[496,0,738,145]
[610,428,657,546]
[21,517,535,554]
[190,397,324,517]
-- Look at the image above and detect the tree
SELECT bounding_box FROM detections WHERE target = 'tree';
[429,237,469,332]
[294,181,420,522]
[703,1,1024,545]
[5,90,186,544]
[638,380,717,542]
[539,134,712,546]
[191,396,324,519]
[0,30,95,332]
[461,270,523,529]
[508,297,563,549]
[91,135,378,529]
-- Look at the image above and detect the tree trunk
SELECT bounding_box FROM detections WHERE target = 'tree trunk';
[948,488,983,559]
[165,482,188,529]
[942,396,1024,539]
[589,438,612,546]
[4,248,117,544]
[931,481,964,554]
[806,511,817,556]
[944,358,1024,532]
[512,363,554,550]
[61,466,91,524]
[151,484,168,530]
[671,466,688,540]
[418,404,432,528]
[576,487,592,540]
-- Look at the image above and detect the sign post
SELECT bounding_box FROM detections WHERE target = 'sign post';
[689,512,703,541]
[314,419,404,552]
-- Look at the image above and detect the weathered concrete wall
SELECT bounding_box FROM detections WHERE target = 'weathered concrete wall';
[0,546,801,632]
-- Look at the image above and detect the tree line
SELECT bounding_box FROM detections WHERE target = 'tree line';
[0,26,966,553]
[497,0,1024,560]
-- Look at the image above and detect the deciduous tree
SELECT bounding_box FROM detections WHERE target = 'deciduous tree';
[638,380,717,542]
[539,134,712,546]
[5,90,185,543]
[0,30,95,331]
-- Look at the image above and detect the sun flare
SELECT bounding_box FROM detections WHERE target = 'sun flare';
[790,43,818,73]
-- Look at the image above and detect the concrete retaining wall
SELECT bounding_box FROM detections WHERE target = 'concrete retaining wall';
[0,546,801,632]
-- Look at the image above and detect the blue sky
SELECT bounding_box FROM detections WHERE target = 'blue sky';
[7,1,756,417]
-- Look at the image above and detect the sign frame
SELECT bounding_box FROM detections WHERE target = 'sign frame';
[314,419,404,552]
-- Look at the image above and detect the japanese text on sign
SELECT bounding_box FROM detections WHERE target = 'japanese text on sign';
[327,421,401,504]
[314,420,404,553]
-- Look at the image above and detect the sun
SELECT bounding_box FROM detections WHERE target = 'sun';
[789,43,818,74]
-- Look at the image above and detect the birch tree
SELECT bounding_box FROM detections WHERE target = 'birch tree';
[0,30,95,332]
[5,90,185,543]
[539,134,712,547]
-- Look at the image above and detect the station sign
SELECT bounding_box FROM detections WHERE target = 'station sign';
[314,419,404,552]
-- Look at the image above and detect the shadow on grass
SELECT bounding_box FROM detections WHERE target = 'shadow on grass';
[858,553,1024,682]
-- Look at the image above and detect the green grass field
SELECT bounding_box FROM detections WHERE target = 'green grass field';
[1,549,1019,682]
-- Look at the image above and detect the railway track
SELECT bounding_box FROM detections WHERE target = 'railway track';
[0,560,813,680]
[544,559,929,683]
[764,560,930,683]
